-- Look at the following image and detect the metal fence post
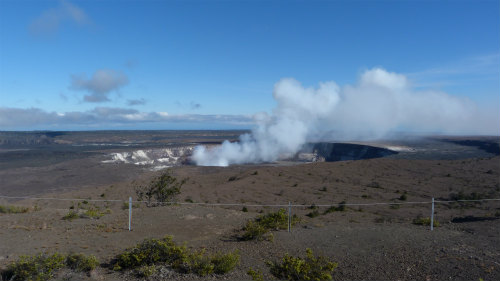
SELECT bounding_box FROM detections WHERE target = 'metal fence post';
[128,197,132,231]
[288,201,291,233]
[430,197,434,231]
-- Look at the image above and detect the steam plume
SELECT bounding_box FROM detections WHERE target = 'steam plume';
[192,68,498,166]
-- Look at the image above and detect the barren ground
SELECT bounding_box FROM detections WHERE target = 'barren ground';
[1,154,499,280]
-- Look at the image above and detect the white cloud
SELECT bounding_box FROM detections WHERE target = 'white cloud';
[193,68,500,166]
[70,69,129,102]
[29,0,91,35]
[0,107,252,129]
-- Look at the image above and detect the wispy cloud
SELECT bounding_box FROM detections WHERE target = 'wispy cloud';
[406,53,500,88]
[0,107,252,129]
[127,98,146,106]
[70,69,129,102]
[29,0,91,36]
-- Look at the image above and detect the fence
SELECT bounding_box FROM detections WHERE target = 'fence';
[1,195,499,232]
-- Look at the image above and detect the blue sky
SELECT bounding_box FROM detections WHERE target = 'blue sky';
[0,0,499,131]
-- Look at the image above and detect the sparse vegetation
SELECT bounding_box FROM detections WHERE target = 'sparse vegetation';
[135,264,157,278]
[3,252,99,280]
[62,201,109,220]
[413,216,439,227]
[135,171,186,207]
[65,253,99,272]
[0,205,29,214]
[267,248,338,281]
[323,201,346,214]
[112,236,239,276]
[62,210,79,221]
[241,209,299,241]
[242,206,248,212]
[306,205,320,218]
[3,253,66,281]
[247,267,264,281]
[399,192,408,201]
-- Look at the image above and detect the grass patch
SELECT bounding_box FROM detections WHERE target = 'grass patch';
[0,205,29,214]
[241,209,299,241]
[112,236,239,276]
[267,248,337,281]
[413,216,439,227]
[63,202,109,221]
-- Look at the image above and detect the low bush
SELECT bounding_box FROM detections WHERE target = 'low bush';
[241,209,299,241]
[247,267,264,281]
[4,253,66,281]
[413,217,439,227]
[267,248,338,281]
[135,265,157,278]
[113,236,239,276]
[323,201,346,214]
[62,210,79,221]
[65,253,99,272]
[0,205,29,214]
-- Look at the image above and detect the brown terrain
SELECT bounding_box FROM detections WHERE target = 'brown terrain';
[0,132,499,280]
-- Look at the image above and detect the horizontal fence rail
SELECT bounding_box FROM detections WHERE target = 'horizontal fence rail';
[1,195,500,207]
[2,195,499,232]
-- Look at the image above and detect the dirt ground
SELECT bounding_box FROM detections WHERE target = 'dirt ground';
[1,156,499,280]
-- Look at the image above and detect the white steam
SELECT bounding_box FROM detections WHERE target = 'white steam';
[193,68,498,166]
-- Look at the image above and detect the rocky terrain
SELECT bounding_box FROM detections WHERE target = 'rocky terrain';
[0,132,499,280]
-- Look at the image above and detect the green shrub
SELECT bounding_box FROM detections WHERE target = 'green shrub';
[113,236,238,276]
[267,248,338,281]
[242,220,272,241]
[0,205,29,214]
[242,206,248,212]
[65,253,99,272]
[113,236,187,270]
[413,217,439,227]
[247,267,264,281]
[306,209,320,218]
[5,253,65,281]
[241,209,299,241]
[81,207,105,219]
[182,250,214,276]
[135,264,157,278]
[211,251,240,274]
[135,171,186,207]
[62,210,79,221]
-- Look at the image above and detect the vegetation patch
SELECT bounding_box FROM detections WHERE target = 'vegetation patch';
[413,216,439,227]
[247,267,264,281]
[65,253,99,272]
[267,248,338,281]
[2,252,99,281]
[0,205,29,214]
[136,171,186,207]
[241,209,300,241]
[62,201,110,221]
[112,235,239,276]
[323,201,346,215]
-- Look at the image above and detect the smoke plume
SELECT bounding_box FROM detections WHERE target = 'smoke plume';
[192,68,498,166]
